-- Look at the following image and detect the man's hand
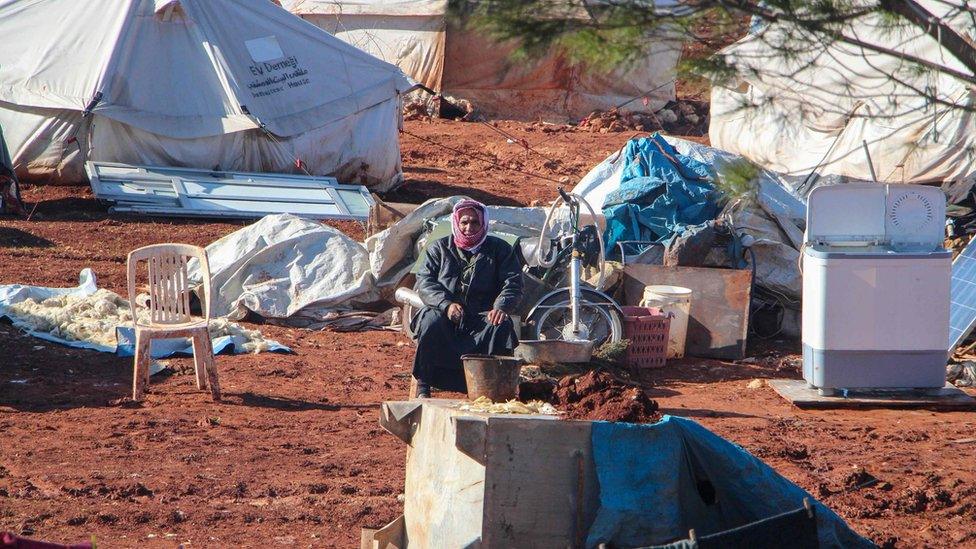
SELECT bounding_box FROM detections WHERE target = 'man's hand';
[447,302,464,324]
[487,308,508,326]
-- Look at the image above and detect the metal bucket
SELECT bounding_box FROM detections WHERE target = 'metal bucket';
[461,354,521,402]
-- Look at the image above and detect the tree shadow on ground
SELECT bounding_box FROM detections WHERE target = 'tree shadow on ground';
[0,226,54,248]
[661,407,766,420]
[0,324,131,411]
[383,178,524,207]
[23,196,252,226]
[226,391,380,412]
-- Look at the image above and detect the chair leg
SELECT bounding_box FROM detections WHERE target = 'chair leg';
[191,330,209,391]
[408,376,419,399]
[201,334,221,402]
[132,330,152,401]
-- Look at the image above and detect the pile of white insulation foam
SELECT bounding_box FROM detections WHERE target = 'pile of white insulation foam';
[7,288,274,353]
[457,396,559,415]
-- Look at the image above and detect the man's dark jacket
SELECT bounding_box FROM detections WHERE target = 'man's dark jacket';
[415,235,523,315]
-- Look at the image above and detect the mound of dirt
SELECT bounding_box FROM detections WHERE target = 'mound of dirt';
[554,370,660,423]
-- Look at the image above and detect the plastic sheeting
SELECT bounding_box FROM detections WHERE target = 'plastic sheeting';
[601,135,722,252]
[573,135,808,301]
[188,214,379,321]
[0,0,412,189]
[587,416,873,548]
[710,0,976,188]
[282,0,682,120]
[196,203,573,324]
[365,196,568,289]
[0,269,288,358]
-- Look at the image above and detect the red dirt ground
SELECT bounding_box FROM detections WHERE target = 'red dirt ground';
[1,119,975,548]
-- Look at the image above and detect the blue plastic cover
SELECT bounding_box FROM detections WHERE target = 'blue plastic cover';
[115,326,290,358]
[601,134,723,253]
[587,416,873,548]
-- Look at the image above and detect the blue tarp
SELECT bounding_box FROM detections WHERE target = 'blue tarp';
[602,134,723,253]
[115,326,290,358]
[587,416,873,548]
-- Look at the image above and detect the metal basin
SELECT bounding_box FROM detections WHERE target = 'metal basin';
[461,354,521,401]
[515,339,595,365]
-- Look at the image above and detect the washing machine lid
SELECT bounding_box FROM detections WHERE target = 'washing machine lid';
[806,184,886,246]
[805,184,946,249]
[885,185,945,249]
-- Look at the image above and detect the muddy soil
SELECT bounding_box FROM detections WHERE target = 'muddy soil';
[1,120,975,548]
[554,369,661,423]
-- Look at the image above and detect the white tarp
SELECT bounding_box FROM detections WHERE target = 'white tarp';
[190,214,379,320]
[710,1,976,188]
[0,0,412,190]
[282,0,682,120]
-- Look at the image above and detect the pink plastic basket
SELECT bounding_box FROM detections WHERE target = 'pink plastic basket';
[620,305,670,369]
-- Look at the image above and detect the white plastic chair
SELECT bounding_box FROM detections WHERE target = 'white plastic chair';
[126,243,220,402]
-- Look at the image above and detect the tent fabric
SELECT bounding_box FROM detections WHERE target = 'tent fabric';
[709,0,976,187]
[0,119,23,214]
[286,0,448,17]
[0,0,412,190]
[293,10,448,100]
[282,0,682,120]
[586,416,874,548]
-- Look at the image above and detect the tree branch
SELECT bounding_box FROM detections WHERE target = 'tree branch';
[879,0,976,76]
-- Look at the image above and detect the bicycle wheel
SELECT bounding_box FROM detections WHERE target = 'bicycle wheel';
[528,289,623,346]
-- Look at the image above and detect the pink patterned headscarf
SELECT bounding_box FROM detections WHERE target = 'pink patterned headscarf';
[452,199,488,252]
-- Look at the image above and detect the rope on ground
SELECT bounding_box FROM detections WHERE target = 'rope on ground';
[477,120,561,165]
[400,129,569,184]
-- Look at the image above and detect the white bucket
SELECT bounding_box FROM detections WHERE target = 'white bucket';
[640,285,692,358]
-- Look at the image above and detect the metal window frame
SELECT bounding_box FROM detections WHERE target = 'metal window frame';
[86,161,374,221]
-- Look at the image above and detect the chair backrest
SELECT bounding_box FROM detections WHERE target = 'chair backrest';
[127,243,212,326]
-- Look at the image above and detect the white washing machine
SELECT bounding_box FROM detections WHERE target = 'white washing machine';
[802,184,950,391]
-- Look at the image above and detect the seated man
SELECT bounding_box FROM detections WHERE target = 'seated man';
[411,199,523,398]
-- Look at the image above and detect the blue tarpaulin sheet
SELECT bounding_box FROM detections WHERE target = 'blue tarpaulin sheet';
[602,134,723,253]
[587,416,873,548]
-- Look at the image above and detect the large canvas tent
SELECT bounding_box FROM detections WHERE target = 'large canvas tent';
[282,0,683,121]
[0,0,413,191]
[709,1,976,191]
[0,121,23,214]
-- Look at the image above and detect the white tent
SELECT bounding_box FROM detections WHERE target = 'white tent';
[0,0,413,191]
[709,2,976,190]
[281,0,683,121]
